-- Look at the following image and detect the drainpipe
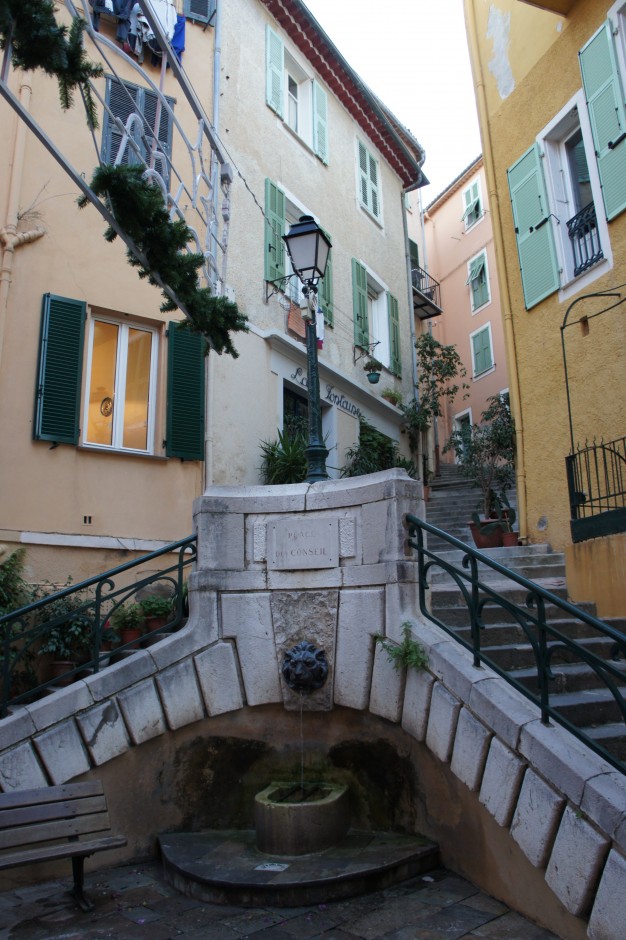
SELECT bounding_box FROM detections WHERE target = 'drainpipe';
[204,2,223,490]
[0,77,45,371]
[464,0,528,542]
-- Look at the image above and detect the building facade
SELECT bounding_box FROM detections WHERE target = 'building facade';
[0,0,429,584]
[422,156,509,467]
[464,0,626,615]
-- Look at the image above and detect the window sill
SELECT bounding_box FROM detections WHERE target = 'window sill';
[471,299,492,316]
[472,365,496,381]
[78,444,168,461]
[279,119,325,165]
[465,213,485,233]
[358,202,383,228]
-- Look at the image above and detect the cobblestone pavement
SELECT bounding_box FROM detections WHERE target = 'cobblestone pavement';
[0,861,560,939]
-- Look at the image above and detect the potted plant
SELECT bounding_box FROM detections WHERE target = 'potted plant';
[110,602,145,648]
[363,357,383,384]
[37,613,93,684]
[140,595,174,633]
[381,387,403,406]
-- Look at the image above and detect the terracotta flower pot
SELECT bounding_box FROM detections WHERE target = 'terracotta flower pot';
[502,531,519,547]
[469,521,503,549]
[120,627,143,649]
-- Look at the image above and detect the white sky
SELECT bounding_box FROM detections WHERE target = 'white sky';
[303,0,482,202]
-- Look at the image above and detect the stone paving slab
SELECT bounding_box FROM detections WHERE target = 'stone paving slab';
[0,860,561,939]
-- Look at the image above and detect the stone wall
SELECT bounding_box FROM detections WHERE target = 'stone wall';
[0,471,623,939]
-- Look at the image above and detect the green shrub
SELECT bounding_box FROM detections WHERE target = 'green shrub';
[259,427,308,484]
[341,416,416,478]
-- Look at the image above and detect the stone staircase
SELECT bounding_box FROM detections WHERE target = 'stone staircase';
[424,464,626,765]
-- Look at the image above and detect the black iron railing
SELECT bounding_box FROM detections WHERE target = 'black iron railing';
[411,265,441,317]
[566,202,603,277]
[0,535,196,717]
[406,513,626,775]
[566,436,626,542]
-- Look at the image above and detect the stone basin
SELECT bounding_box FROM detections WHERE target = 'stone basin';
[254,781,350,856]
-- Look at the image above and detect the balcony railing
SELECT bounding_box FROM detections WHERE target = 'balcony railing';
[566,202,603,277]
[566,436,626,542]
[411,265,442,320]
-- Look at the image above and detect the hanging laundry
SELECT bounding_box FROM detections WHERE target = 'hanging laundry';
[114,0,134,44]
[171,14,186,64]
[124,0,177,65]
[89,0,115,31]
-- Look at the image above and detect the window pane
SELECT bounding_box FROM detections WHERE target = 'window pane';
[87,321,118,445]
[123,328,152,450]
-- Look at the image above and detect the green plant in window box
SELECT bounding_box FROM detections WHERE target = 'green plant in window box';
[381,388,403,407]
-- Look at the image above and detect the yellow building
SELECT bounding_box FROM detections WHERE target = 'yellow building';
[464,0,626,616]
[0,0,429,586]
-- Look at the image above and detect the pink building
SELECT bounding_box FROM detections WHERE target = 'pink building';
[423,156,510,466]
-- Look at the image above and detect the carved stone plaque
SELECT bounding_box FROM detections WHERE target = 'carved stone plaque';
[268,518,338,570]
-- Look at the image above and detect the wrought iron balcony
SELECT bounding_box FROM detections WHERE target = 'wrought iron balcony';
[566,202,603,277]
[411,265,442,320]
[566,436,626,542]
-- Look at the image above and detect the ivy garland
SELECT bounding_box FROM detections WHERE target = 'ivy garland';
[79,164,248,357]
[0,0,103,127]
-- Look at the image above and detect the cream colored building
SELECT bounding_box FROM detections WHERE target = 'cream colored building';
[464,0,626,615]
[423,156,509,467]
[0,0,430,584]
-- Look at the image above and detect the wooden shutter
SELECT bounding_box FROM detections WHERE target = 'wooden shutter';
[184,0,215,24]
[312,81,328,164]
[141,88,175,186]
[352,259,369,347]
[34,294,86,444]
[472,327,493,376]
[102,78,139,165]
[319,243,333,326]
[580,22,626,221]
[266,25,284,117]
[358,141,370,210]
[387,293,401,377]
[507,144,560,309]
[264,179,285,282]
[166,324,205,460]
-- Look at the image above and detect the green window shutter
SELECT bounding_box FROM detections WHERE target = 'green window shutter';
[507,144,560,309]
[312,81,329,164]
[264,179,285,282]
[352,259,369,347]
[319,243,333,326]
[358,141,380,218]
[468,255,488,309]
[387,293,401,377]
[102,78,139,165]
[166,324,205,460]
[580,22,626,221]
[34,294,85,444]
[266,25,284,117]
[472,328,493,376]
[184,0,216,24]
[409,238,419,272]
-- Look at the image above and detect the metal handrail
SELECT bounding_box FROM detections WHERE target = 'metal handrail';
[406,513,626,775]
[1,535,196,717]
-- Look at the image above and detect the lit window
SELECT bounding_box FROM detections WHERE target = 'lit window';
[84,319,157,452]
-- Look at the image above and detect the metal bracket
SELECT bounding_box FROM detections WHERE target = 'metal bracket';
[353,340,380,365]
[265,274,297,303]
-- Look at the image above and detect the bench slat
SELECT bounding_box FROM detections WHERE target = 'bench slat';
[0,782,104,810]
[0,795,107,830]
[0,810,113,850]
[0,835,127,870]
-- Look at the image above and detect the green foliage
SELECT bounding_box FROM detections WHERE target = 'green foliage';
[34,580,94,661]
[406,333,468,448]
[110,602,144,633]
[341,416,416,479]
[140,595,174,618]
[444,395,516,517]
[381,388,403,406]
[375,622,428,672]
[259,427,308,484]
[0,0,103,127]
[472,493,517,534]
[363,357,383,373]
[0,549,31,615]
[78,165,248,357]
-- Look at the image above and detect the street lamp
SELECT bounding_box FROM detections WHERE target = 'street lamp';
[283,215,332,483]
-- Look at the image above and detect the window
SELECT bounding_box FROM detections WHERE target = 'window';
[265,26,328,163]
[264,179,333,325]
[34,295,205,460]
[102,77,175,187]
[470,323,494,378]
[84,319,157,452]
[461,179,483,229]
[467,251,490,312]
[351,260,401,376]
[183,0,216,25]
[506,16,626,309]
[357,140,381,221]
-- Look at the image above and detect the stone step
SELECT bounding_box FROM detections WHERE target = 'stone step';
[583,723,626,762]
[449,616,609,645]
[429,560,567,585]
[479,636,618,671]
[507,660,626,695]
[549,687,626,728]
[430,583,577,609]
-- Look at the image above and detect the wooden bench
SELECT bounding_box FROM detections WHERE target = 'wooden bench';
[0,780,127,910]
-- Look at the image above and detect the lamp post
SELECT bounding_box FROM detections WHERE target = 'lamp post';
[283,215,331,483]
